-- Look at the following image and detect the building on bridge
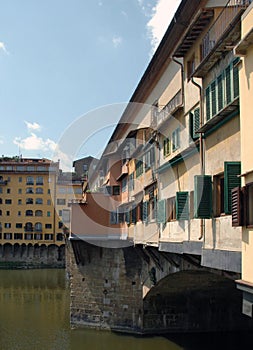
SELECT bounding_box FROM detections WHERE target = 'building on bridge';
[68,0,253,333]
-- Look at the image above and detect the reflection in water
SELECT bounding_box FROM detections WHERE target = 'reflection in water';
[0,269,181,350]
[0,269,252,350]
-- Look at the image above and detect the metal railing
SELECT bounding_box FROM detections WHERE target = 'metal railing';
[157,90,183,126]
[201,0,251,60]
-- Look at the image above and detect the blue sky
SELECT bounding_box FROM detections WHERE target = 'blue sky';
[0,0,180,169]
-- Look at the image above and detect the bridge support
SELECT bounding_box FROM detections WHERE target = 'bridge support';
[68,239,253,334]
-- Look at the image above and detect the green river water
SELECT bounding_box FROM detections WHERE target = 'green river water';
[0,269,252,350]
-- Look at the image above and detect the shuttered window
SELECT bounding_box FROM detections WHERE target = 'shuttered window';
[217,74,223,112]
[233,58,239,99]
[206,86,211,121]
[224,161,241,214]
[176,192,189,220]
[231,187,243,227]
[211,81,217,117]
[142,201,148,223]
[189,108,200,141]
[194,175,212,219]
[225,66,231,105]
[163,137,171,157]
[157,199,166,224]
[131,206,137,224]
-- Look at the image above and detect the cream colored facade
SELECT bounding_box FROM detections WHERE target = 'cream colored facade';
[234,1,253,317]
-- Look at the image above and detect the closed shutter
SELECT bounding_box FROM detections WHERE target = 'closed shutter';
[211,81,216,117]
[176,192,189,220]
[233,59,239,99]
[125,209,130,224]
[225,66,231,104]
[231,187,243,227]
[194,175,212,219]
[217,74,223,111]
[157,199,166,224]
[193,108,200,139]
[142,201,148,223]
[131,206,137,224]
[205,86,211,121]
[224,162,241,214]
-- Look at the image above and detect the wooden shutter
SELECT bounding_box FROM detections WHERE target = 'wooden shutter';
[125,209,130,224]
[233,58,239,99]
[176,192,189,220]
[157,199,166,224]
[211,81,217,117]
[225,65,231,105]
[217,74,223,111]
[231,187,243,227]
[193,108,200,139]
[205,86,211,121]
[224,162,241,214]
[194,175,212,219]
[142,201,148,223]
[131,206,137,224]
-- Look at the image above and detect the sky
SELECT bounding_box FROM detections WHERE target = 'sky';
[0,0,180,170]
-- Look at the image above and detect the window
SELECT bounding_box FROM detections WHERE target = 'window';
[25,222,33,232]
[0,210,2,216]
[26,187,34,194]
[58,210,62,216]
[5,199,12,204]
[35,234,42,240]
[167,197,176,221]
[172,128,180,151]
[35,222,42,232]
[18,211,21,216]
[112,186,120,195]
[4,233,12,240]
[214,174,225,216]
[163,137,171,157]
[7,188,11,194]
[48,189,50,194]
[136,159,143,177]
[36,176,43,185]
[246,183,253,227]
[57,198,66,205]
[187,54,195,79]
[14,233,22,240]
[36,198,43,204]
[26,198,33,205]
[47,199,51,205]
[36,187,43,194]
[47,211,51,217]
[194,175,212,219]
[122,177,127,193]
[18,199,22,205]
[5,223,11,228]
[25,234,33,240]
[6,211,10,216]
[58,221,63,229]
[27,166,35,171]
[26,210,33,216]
[18,189,22,194]
[45,234,53,240]
[128,173,134,192]
[157,199,166,224]
[45,224,52,229]
[16,223,22,228]
[205,58,240,122]
[189,108,200,141]
[35,210,43,217]
[0,188,2,194]
[18,177,22,183]
[145,148,155,170]
[26,176,34,185]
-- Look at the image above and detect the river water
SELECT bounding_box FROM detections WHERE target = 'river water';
[0,269,252,350]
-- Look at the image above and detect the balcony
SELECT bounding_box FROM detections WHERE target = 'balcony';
[194,0,251,77]
[157,90,183,127]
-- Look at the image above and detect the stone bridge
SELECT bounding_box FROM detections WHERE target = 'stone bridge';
[67,239,253,334]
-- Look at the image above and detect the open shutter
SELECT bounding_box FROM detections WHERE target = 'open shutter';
[131,206,137,224]
[231,187,243,227]
[205,86,211,121]
[125,209,130,224]
[224,162,241,214]
[194,175,212,219]
[233,58,240,99]
[157,199,166,224]
[193,108,200,139]
[142,201,148,223]
[176,192,189,220]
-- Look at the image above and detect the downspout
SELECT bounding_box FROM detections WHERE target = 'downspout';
[172,57,185,107]
[191,77,205,240]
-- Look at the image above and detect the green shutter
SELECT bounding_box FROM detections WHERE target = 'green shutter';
[189,112,194,141]
[233,59,239,99]
[125,209,130,224]
[224,162,241,214]
[205,86,211,121]
[217,74,223,111]
[176,192,189,220]
[193,108,200,139]
[142,201,148,223]
[131,206,137,224]
[194,175,212,219]
[225,66,231,105]
[211,81,216,117]
[157,199,166,224]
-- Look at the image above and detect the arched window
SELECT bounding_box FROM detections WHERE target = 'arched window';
[0,199,2,204]
[0,209,2,216]
[35,198,43,204]
[26,176,34,185]
[36,187,43,194]
[36,176,43,185]
[35,222,42,232]
[26,210,33,216]
[35,210,43,217]
[26,187,34,194]
[26,198,33,205]
[25,222,33,232]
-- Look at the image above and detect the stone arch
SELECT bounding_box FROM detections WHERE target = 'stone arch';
[3,243,13,258]
[21,243,27,257]
[13,243,21,257]
[143,270,251,333]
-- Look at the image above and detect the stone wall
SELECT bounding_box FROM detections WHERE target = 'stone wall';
[0,243,65,269]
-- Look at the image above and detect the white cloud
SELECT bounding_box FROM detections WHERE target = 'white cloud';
[0,41,9,55]
[0,137,4,145]
[112,35,123,48]
[139,0,181,54]
[25,121,42,132]
[13,133,57,152]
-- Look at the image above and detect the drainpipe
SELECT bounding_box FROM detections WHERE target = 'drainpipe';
[172,57,185,107]
[191,77,205,240]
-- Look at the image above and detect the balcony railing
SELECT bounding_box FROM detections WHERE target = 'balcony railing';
[201,0,251,61]
[157,90,183,126]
